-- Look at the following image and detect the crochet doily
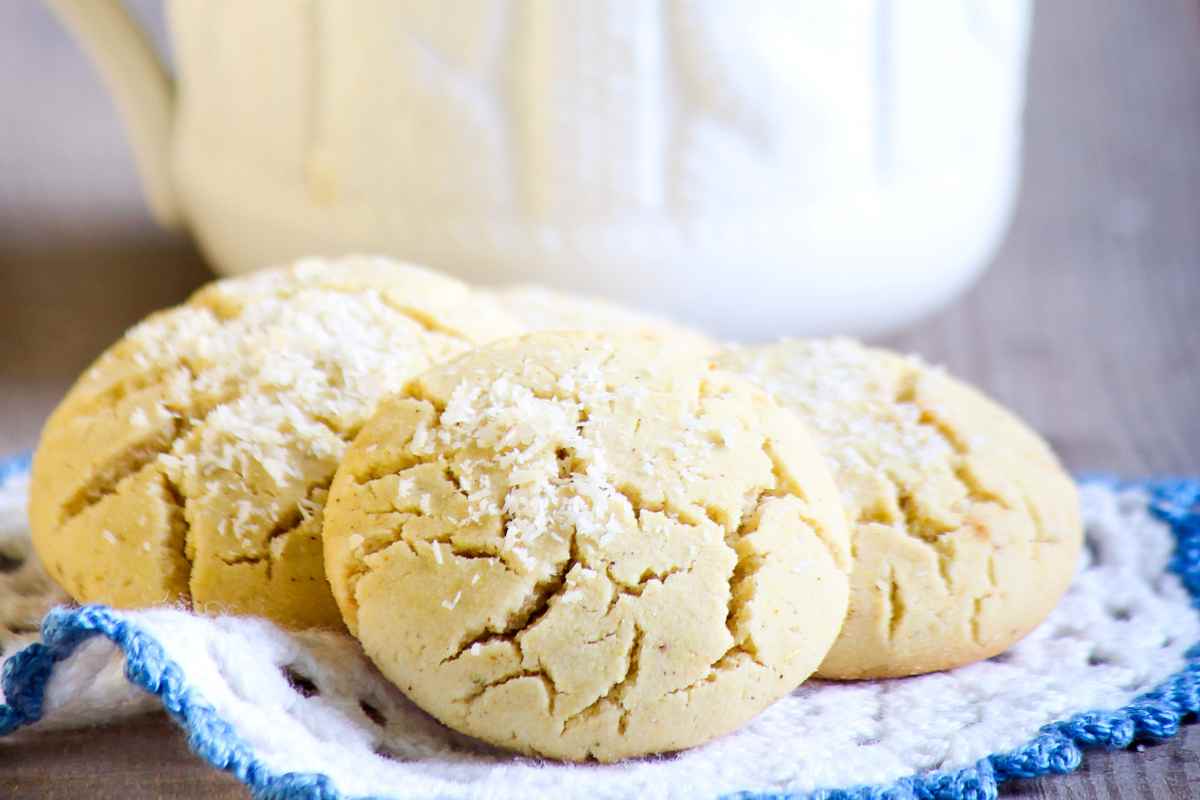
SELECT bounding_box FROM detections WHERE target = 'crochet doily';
[3,452,1199,800]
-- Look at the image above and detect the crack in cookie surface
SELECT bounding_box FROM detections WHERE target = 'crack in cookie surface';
[56,380,238,528]
[446,554,574,665]
[159,467,193,603]
[559,624,644,737]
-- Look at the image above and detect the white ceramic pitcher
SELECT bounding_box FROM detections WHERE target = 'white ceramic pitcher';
[49,0,1031,339]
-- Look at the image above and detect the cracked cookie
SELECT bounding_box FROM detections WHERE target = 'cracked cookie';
[488,285,716,352]
[323,332,852,761]
[29,256,522,630]
[718,338,1082,679]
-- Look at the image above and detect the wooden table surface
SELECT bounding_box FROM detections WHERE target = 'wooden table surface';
[2,1,1198,798]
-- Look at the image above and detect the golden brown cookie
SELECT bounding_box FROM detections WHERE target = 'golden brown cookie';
[718,338,1082,679]
[323,332,851,760]
[29,256,522,629]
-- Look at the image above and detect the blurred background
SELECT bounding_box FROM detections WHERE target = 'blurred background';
[1,0,1197,476]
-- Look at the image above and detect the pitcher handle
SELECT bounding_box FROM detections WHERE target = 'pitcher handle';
[46,0,181,228]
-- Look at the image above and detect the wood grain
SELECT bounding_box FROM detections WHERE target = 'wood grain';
[0,0,1197,798]
[0,715,246,799]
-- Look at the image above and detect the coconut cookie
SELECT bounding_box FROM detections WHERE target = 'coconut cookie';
[718,339,1082,679]
[29,256,522,630]
[323,332,851,761]
[489,285,715,352]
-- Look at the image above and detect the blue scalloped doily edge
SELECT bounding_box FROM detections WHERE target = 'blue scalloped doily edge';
[2,452,1198,800]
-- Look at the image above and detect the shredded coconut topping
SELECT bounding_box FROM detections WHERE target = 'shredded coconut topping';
[723,338,958,519]
[110,261,489,550]
[418,352,632,565]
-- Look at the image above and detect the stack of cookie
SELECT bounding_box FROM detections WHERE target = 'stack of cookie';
[28,257,1081,761]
